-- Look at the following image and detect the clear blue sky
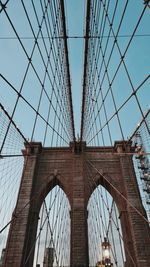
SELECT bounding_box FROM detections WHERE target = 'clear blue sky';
[0,0,150,142]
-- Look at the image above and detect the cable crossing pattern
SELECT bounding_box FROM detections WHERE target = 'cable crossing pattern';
[81,0,150,146]
[0,0,74,265]
[0,0,150,267]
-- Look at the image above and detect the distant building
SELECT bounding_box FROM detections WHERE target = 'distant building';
[0,248,6,266]
[43,247,54,267]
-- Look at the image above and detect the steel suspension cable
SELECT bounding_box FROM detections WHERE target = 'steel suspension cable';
[80,0,150,146]
[85,161,126,266]
[85,161,137,267]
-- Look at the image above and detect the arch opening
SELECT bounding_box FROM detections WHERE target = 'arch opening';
[88,185,126,267]
[33,185,71,267]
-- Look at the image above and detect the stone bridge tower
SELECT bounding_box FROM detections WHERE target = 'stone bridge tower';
[3,141,150,267]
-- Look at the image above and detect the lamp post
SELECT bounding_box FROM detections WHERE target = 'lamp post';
[102,238,113,267]
[96,238,113,267]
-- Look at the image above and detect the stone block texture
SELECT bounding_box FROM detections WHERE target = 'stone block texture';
[3,141,150,267]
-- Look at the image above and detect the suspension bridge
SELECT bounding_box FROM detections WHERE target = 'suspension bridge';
[0,0,150,267]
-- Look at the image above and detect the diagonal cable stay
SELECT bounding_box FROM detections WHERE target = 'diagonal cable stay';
[0,1,74,264]
[80,0,150,146]
[0,0,150,266]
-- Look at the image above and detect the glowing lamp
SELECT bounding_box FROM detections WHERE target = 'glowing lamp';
[102,238,111,260]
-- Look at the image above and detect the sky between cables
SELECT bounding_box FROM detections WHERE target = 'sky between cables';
[0,0,150,146]
[0,0,150,265]
[80,0,150,145]
[0,0,75,149]
[0,0,75,260]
